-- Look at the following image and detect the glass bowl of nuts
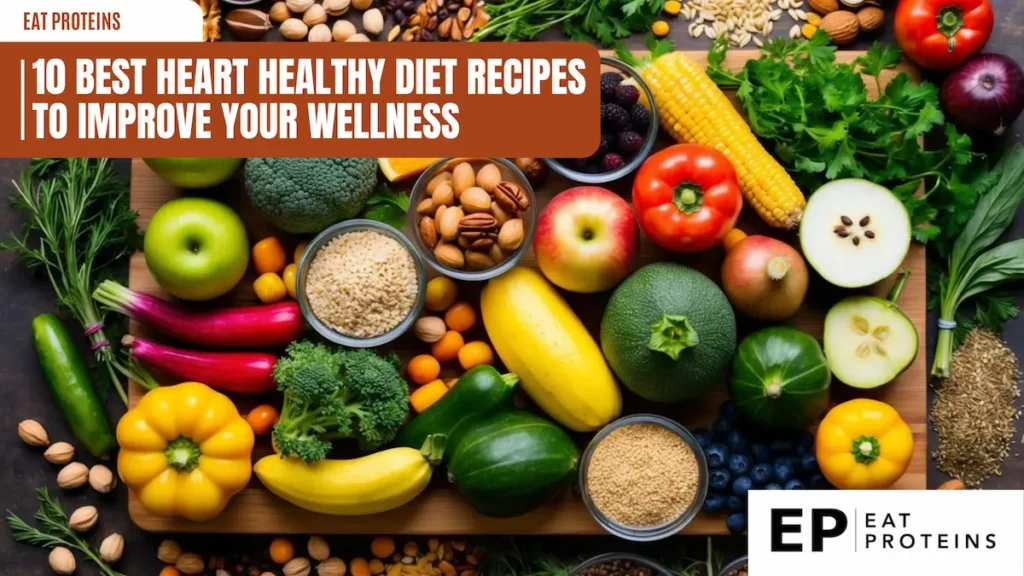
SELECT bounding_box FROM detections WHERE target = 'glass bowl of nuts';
[407,157,536,282]
[572,553,672,576]
[545,57,659,185]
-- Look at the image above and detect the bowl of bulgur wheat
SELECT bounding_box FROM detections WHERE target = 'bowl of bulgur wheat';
[296,219,426,347]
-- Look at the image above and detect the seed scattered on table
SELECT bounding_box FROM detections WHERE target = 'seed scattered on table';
[586,423,700,527]
[305,230,419,339]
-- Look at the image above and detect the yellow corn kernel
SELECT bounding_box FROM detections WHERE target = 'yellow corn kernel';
[664,0,682,15]
[802,23,818,38]
[651,20,670,37]
[639,52,805,228]
[805,12,821,25]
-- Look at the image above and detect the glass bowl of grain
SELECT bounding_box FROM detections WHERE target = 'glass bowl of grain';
[295,219,426,348]
[715,556,748,576]
[406,157,536,282]
[579,414,709,541]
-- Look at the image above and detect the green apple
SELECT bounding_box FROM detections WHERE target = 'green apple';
[145,197,249,301]
[143,158,243,189]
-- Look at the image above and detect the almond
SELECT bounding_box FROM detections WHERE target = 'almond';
[808,0,839,14]
[819,10,858,45]
[17,419,49,447]
[419,216,438,248]
[69,506,98,532]
[451,162,476,198]
[280,18,309,40]
[322,0,351,17]
[434,243,465,269]
[303,4,327,26]
[465,250,496,270]
[269,1,291,23]
[438,206,464,241]
[224,8,272,41]
[414,316,447,343]
[475,163,501,193]
[460,187,491,213]
[57,462,89,490]
[44,442,75,465]
[497,219,524,251]
[856,6,884,31]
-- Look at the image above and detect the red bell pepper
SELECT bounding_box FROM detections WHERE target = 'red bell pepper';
[895,0,993,70]
[632,144,743,254]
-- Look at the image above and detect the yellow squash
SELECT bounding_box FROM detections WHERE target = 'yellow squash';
[633,50,805,229]
[117,382,254,522]
[254,435,445,515]
[480,267,621,431]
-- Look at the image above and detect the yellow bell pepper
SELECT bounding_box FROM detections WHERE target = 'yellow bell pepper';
[815,398,913,490]
[117,382,254,521]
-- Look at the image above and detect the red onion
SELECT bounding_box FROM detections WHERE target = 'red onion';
[941,53,1024,137]
[721,233,808,322]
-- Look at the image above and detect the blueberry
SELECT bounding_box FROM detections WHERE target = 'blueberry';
[751,462,773,485]
[764,483,783,490]
[770,439,796,455]
[693,427,713,449]
[727,495,746,512]
[705,443,730,469]
[728,454,751,477]
[732,475,753,497]
[709,468,732,491]
[773,461,796,484]
[751,442,772,463]
[810,474,833,489]
[726,430,749,455]
[726,512,748,534]
[712,418,734,439]
[785,479,806,490]
[719,402,739,421]
[800,453,819,474]
[703,494,727,514]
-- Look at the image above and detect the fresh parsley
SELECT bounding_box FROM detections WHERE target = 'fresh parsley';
[469,0,662,45]
[361,183,410,230]
[706,33,985,245]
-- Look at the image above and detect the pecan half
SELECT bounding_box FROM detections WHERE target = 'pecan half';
[458,213,498,232]
[494,181,530,212]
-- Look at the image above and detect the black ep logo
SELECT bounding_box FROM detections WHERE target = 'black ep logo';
[771,509,849,552]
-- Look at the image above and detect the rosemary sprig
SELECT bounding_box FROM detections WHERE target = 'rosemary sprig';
[1,159,142,404]
[6,488,125,576]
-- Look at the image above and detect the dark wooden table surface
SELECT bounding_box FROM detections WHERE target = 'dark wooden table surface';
[2,7,1023,573]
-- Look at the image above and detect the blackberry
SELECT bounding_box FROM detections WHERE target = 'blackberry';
[630,104,651,132]
[600,71,624,99]
[596,133,612,157]
[614,83,641,106]
[617,131,644,157]
[600,103,630,132]
[602,153,625,172]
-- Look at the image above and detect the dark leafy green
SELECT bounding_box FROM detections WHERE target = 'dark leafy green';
[361,183,409,230]
[706,33,984,244]
[932,145,1024,377]
[469,0,662,45]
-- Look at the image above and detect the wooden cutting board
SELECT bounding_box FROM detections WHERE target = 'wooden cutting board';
[126,50,927,535]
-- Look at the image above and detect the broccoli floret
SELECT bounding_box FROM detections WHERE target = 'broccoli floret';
[244,158,378,234]
[271,340,410,462]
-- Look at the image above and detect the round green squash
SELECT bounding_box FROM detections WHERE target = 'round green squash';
[731,326,831,429]
[446,411,579,518]
[600,263,737,403]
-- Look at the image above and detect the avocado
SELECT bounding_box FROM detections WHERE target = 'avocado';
[600,263,737,403]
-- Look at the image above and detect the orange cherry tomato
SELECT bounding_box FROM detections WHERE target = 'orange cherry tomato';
[431,330,464,362]
[269,538,295,564]
[407,354,441,386]
[444,302,477,332]
[458,341,494,370]
[246,404,280,435]
[252,237,287,274]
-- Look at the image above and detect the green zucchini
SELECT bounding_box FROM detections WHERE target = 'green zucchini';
[32,314,115,459]
[447,410,579,518]
[395,365,518,454]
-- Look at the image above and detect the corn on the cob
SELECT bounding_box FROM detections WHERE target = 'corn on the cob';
[637,52,805,229]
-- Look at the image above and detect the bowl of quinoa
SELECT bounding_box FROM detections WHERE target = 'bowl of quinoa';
[295,219,426,347]
[579,414,709,541]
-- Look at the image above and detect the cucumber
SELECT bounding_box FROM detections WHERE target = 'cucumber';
[394,365,518,455]
[447,410,579,518]
[32,314,116,458]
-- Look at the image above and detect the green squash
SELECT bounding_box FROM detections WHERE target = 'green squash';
[731,327,831,429]
[447,411,579,518]
[601,263,737,403]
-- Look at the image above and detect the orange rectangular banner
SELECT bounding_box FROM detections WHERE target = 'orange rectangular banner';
[0,42,602,158]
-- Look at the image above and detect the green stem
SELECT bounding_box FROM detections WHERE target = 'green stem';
[851,435,880,465]
[420,434,447,466]
[936,6,963,52]
[931,327,954,378]
[647,314,700,361]
[673,183,705,215]
[165,437,201,472]
[886,269,911,303]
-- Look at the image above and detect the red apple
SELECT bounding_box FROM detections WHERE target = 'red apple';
[534,187,639,293]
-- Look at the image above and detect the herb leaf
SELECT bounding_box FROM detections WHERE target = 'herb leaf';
[361,184,410,230]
